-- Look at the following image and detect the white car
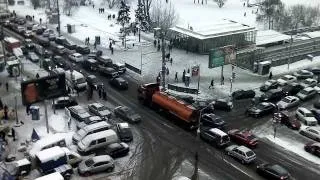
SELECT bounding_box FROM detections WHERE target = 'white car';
[296,87,317,100]
[277,75,297,86]
[69,53,84,63]
[313,84,320,93]
[300,78,317,89]
[276,96,300,110]
[225,145,256,164]
[296,107,318,126]
[300,127,320,142]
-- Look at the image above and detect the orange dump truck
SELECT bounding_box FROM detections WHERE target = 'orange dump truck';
[138,83,198,126]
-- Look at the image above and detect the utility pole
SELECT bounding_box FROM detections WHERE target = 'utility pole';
[161,32,166,91]
[44,100,49,133]
[57,0,61,36]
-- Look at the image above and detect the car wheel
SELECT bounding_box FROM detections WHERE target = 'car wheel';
[107,167,114,173]
[84,172,91,177]
[241,159,245,164]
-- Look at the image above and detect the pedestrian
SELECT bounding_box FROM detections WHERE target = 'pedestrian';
[209,79,214,89]
[36,73,39,78]
[175,72,178,82]
[111,47,114,55]
[94,41,97,49]
[32,15,34,20]
[156,75,161,83]
[11,128,16,141]
[5,82,8,92]
[26,104,30,115]
[170,58,173,65]
[4,105,8,120]
[157,44,160,51]
[102,89,107,100]
[158,39,160,45]
[187,68,190,73]
[93,4,95,8]
[182,72,186,83]
[98,87,102,99]
[39,18,42,24]
[0,98,3,109]
[166,67,169,75]
[109,42,112,49]
[85,37,87,45]
[87,37,90,45]
[269,71,273,80]
[221,76,225,85]
[154,40,157,47]
[244,12,246,17]
[243,2,245,7]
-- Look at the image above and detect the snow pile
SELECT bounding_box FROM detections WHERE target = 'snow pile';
[48,114,68,133]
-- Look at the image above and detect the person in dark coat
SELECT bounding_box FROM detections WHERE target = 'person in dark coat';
[209,79,214,89]
[5,82,8,92]
[98,87,102,99]
[154,40,157,47]
[170,58,173,65]
[175,72,178,82]
[26,104,30,115]
[111,47,114,54]
[157,44,160,51]
[269,71,273,80]
[4,105,8,120]
[36,73,40,78]
[0,98,3,109]
[11,128,16,141]
[102,89,107,100]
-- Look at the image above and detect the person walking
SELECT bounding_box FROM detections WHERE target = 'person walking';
[154,40,157,47]
[98,87,102,99]
[102,89,107,100]
[36,73,40,78]
[166,67,169,75]
[157,44,160,51]
[175,72,178,82]
[170,58,173,65]
[5,82,8,92]
[4,105,8,120]
[209,79,214,89]
[111,47,114,55]
[269,71,273,80]
[11,128,16,141]
[221,76,225,85]
[26,104,30,115]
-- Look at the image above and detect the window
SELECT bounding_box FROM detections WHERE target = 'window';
[89,141,96,146]
[94,162,104,167]
[97,138,106,143]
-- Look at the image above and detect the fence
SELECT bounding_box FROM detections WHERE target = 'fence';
[167,84,198,94]
[125,63,141,75]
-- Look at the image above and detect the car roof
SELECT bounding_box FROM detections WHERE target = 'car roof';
[107,142,122,150]
[82,130,116,143]
[73,53,82,56]
[268,164,288,175]
[87,75,97,79]
[301,69,311,73]
[284,74,294,78]
[118,122,129,129]
[304,87,314,91]
[306,126,320,132]
[89,102,104,108]
[311,142,320,147]
[82,121,110,131]
[239,130,254,137]
[237,145,252,153]
[284,96,297,100]
[298,107,310,113]
[87,59,97,63]
[57,96,70,101]
[260,102,270,106]
[92,155,112,163]
[115,77,126,82]
[209,128,227,136]
[115,62,125,66]
[88,116,102,121]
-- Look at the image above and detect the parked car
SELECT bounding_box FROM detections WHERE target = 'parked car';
[200,127,230,147]
[277,75,297,86]
[53,164,73,180]
[42,58,56,71]
[109,77,128,90]
[88,102,112,119]
[296,107,318,126]
[276,96,300,110]
[246,102,276,117]
[296,87,317,101]
[77,116,104,129]
[314,100,320,109]
[42,29,54,37]
[256,163,290,180]
[78,155,114,176]
[228,129,258,148]
[210,99,233,111]
[114,106,141,123]
[68,105,91,123]
[27,52,39,62]
[313,84,320,93]
[310,109,320,124]
[293,69,314,79]
[76,45,90,54]
[116,123,133,142]
[24,30,33,38]
[273,112,301,130]
[86,75,103,90]
[260,80,279,92]
[201,114,226,129]
[52,55,70,70]
[97,142,129,158]
[88,50,103,59]
[99,66,119,78]
[225,145,256,164]
[281,83,303,96]
[52,96,78,109]
[112,63,126,74]
[299,127,320,142]
[48,33,56,41]
[307,67,320,75]
[304,142,320,157]
[259,88,284,102]
[232,90,255,100]
[300,78,317,88]
[82,58,99,71]
[68,53,84,63]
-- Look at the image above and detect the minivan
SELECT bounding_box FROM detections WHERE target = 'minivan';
[77,129,118,154]
[97,55,113,67]
[200,127,230,147]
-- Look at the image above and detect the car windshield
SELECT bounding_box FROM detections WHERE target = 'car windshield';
[271,165,288,175]
[247,135,256,140]
[282,98,291,103]
[85,159,94,167]
[97,106,107,111]
[305,113,313,117]
[77,129,86,136]
[246,151,255,157]
[76,78,86,84]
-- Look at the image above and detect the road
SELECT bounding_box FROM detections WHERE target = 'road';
[3,27,320,180]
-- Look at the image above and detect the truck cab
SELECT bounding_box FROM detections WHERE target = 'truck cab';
[137,83,160,103]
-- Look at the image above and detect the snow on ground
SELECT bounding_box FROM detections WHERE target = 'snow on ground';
[173,159,215,180]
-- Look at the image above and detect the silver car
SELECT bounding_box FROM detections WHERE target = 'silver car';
[225,145,256,164]
[296,87,317,101]
[78,155,114,176]
[299,127,320,142]
[276,96,300,110]
[88,103,112,119]
[300,78,317,89]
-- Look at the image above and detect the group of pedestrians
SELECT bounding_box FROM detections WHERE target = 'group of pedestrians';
[85,37,90,45]
[98,8,105,14]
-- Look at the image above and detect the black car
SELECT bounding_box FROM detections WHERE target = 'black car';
[256,163,290,180]
[109,77,128,90]
[76,45,90,54]
[52,96,78,109]
[246,102,276,117]
[114,106,141,123]
[52,55,70,70]
[232,90,255,100]
[112,63,126,74]
[86,75,103,90]
[116,123,133,142]
[97,142,129,158]
[43,58,56,71]
[55,36,68,45]
[211,99,233,111]
[64,41,77,50]
[68,105,91,122]
[281,83,303,96]
[27,52,40,62]
[99,66,119,78]
[260,80,279,92]
[304,142,320,157]
[200,114,226,129]
[308,67,320,75]
[259,88,284,102]
[82,58,99,71]
[310,109,320,124]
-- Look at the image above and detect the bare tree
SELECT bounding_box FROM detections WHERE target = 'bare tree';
[256,0,283,29]
[213,0,227,8]
[63,0,80,16]
[142,0,153,24]
[105,0,118,9]
[150,0,178,34]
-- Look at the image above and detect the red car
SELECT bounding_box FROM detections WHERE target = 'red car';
[273,112,301,130]
[304,142,320,157]
[228,129,258,148]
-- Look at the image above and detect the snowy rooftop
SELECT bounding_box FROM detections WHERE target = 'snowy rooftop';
[256,30,291,46]
[35,146,65,162]
[170,19,255,40]
[301,31,320,38]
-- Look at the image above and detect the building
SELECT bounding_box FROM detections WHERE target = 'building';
[169,19,256,54]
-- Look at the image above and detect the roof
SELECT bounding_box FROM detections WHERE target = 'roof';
[4,37,19,43]
[209,128,227,136]
[83,121,110,131]
[237,145,252,153]
[118,123,129,129]
[90,102,104,108]
[170,19,255,40]
[35,172,64,180]
[302,31,320,38]
[304,87,314,91]
[87,58,97,63]
[16,158,30,167]
[81,129,117,145]
[285,96,297,100]
[256,30,291,46]
[36,146,66,162]
[92,155,112,163]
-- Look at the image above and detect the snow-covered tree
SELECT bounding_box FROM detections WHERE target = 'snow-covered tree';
[135,1,150,31]
[105,0,118,9]
[257,0,283,29]
[63,0,80,16]
[31,0,41,9]
[117,1,131,47]
[142,0,153,24]
[213,0,227,8]
[150,0,178,34]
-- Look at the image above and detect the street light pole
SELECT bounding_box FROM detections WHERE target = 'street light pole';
[57,0,61,36]
[161,32,166,91]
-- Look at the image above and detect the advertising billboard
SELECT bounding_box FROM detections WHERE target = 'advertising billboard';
[208,48,225,68]
[21,74,67,105]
